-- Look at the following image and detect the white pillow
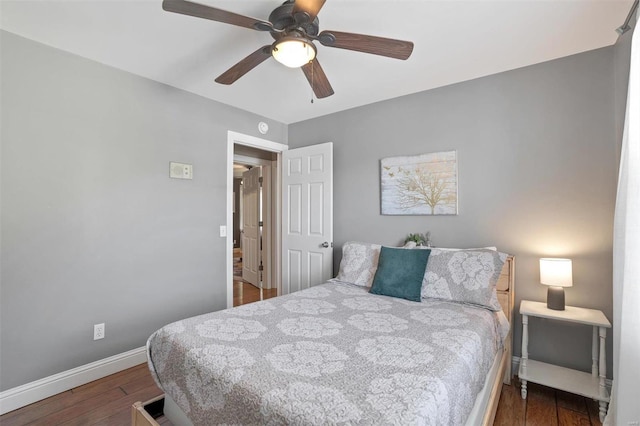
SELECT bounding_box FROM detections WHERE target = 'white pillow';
[332,241,381,287]
[420,248,507,311]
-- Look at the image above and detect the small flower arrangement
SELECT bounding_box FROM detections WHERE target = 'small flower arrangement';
[405,233,425,245]
[405,231,431,247]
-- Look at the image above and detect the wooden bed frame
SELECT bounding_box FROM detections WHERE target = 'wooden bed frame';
[133,256,516,426]
[480,255,516,425]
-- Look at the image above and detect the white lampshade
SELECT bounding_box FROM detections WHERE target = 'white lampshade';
[272,38,316,68]
[540,258,573,288]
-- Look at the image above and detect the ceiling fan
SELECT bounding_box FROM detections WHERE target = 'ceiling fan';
[162,0,414,99]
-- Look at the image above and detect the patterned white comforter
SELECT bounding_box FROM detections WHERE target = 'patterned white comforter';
[147,282,509,425]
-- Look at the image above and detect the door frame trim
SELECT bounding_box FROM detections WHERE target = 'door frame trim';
[226,131,288,309]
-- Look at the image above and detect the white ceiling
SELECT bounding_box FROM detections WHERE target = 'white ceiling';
[0,0,633,124]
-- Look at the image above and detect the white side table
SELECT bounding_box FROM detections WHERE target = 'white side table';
[519,300,611,422]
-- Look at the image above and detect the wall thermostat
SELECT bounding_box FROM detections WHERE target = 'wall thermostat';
[258,121,269,134]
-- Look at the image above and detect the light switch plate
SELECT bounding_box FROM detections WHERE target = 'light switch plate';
[219,225,227,237]
[170,162,193,180]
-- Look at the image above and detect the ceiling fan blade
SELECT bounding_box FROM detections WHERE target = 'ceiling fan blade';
[292,0,326,22]
[301,59,334,98]
[215,46,272,85]
[162,0,273,31]
[318,30,414,60]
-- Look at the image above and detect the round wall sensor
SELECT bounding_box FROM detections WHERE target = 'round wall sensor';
[258,122,269,134]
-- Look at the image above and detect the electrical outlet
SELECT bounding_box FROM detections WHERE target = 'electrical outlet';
[93,323,105,340]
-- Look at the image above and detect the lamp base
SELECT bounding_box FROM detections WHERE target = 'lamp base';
[547,286,565,310]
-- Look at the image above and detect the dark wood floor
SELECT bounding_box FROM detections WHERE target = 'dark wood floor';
[1,280,603,425]
[494,377,603,426]
[233,279,277,307]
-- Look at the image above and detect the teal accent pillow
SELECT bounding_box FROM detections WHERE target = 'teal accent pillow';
[369,247,431,302]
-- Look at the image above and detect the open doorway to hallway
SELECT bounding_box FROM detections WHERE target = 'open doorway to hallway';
[226,131,288,309]
[232,145,279,307]
[232,161,277,306]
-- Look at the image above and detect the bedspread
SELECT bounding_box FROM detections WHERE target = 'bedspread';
[147,282,508,425]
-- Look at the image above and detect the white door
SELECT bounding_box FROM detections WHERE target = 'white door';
[242,166,261,287]
[282,142,333,295]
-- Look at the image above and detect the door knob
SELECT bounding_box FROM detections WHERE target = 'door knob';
[321,241,330,248]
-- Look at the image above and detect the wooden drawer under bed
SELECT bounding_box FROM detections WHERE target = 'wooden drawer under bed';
[132,394,165,426]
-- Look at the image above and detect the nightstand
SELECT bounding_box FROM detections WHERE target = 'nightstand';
[518,300,611,422]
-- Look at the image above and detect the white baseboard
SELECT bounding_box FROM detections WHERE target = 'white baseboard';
[0,346,147,415]
[510,356,613,387]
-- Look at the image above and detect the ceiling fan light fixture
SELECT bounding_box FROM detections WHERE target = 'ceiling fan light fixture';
[272,37,316,68]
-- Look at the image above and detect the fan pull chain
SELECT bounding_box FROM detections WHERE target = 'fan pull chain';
[310,59,314,104]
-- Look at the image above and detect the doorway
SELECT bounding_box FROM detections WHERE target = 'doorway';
[226,131,288,309]
[232,160,276,306]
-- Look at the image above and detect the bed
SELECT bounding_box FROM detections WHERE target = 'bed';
[145,245,515,425]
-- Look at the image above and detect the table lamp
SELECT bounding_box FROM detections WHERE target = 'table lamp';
[540,258,573,310]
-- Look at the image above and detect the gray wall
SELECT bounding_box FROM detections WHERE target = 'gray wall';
[0,31,287,391]
[289,47,618,376]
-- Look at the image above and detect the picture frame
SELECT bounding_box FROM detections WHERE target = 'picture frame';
[380,150,458,215]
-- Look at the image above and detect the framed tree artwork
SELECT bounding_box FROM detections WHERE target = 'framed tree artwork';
[380,150,458,215]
